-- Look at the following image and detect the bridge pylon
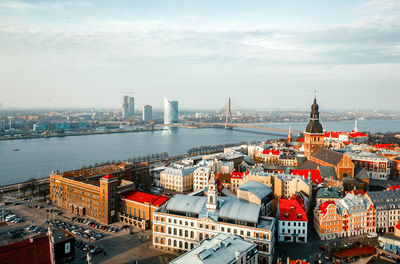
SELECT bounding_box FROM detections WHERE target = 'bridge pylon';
[225,98,233,130]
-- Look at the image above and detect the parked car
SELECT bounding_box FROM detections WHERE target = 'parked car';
[92,247,103,255]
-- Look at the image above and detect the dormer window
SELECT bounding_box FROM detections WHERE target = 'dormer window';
[284,213,289,218]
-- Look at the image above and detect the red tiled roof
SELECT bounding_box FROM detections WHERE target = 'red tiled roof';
[325,131,341,138]
[374,144,396,150]
[291,169,322,184]
[290,194,305,208]
[103,174,115,179]
[0,235,51,264]
[123,190,168,207]
[319,201,336,216]
[349,132,368,138]
[231,171,249,179]
[386,185,400,191]
[290,260,309,264]
[332,245,375,258]
[279,198,308,221]
[262,149,280,155]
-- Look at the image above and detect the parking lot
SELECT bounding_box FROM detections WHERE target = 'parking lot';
[0,198,178,263]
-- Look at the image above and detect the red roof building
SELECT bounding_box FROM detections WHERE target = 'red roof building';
[332,245,375,259]
[290,260,309,264]
[374,144,396,150]
[123,190,168,207]
[291,169,322,184]
[262,149,280,155]
[386,185,400,191]
[102,173,115,180]
[0,235,51,264]
[120,190,169,230]
[319,201,336,217]
[231,171,249,179]
[278,198,308,243]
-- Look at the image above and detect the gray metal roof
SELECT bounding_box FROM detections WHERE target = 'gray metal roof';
[238,181,272,200]
[316,187,343,199]
[368,190,400,210]
[166,194,207,215]
[218,197,261,224]
[318,166,337,179]
[170,233,256,264]
[336,193,371,215]
[312,148,344,166]
[163,193,268,226]
[162,166,198,176]
[354,167,369,180]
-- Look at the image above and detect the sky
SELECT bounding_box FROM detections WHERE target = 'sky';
[0,0,400,111]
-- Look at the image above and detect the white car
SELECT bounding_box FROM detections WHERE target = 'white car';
[367,232,377,238]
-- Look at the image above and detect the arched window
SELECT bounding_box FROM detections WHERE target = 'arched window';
[161,238,164,244]
[179,229,183,236]
[173,240,177,247]
[168,227,171,234]
[185,242,188,249]
[190,243,194,249]
[174,228,177,235]
[179,241,183,248]
[191,231,194,238]
[262,244,267,251]
[199,233,203,240]
[168,239,171,246]
[185,230,188,237]
[155,226,158,232]
[161,226,164,233]
[155,237,158,243]
[134,208,136,216]
[209,196,213,203]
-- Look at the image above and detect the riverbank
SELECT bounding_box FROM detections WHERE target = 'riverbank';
[0,128,166,141]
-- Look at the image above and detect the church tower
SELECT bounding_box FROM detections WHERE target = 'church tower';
[304,91,324,159]
[206,171,218,212]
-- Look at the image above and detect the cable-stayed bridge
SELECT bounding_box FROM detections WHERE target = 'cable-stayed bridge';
[167,98,302,135]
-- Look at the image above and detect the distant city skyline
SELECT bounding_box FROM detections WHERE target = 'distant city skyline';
[1,0,399,110]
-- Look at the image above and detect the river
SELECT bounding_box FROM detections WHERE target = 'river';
[1,120,399,186]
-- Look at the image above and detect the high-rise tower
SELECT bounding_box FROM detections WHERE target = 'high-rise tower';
[164,97,179,125]
[122,96,129,118]
[128,97,134,117]
[304,91,324,159]
[142,105,152,122]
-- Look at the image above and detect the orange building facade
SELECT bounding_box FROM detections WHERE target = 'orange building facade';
[120,190,168,230]
[314,194,376,240]
[50,163,138,224]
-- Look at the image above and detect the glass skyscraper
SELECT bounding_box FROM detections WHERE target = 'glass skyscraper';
[164,97,178,124]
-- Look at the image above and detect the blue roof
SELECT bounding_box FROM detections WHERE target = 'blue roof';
[166,194,207,215]
[165,194,261,224]
[170,233,256,264]
[238,181,272,200]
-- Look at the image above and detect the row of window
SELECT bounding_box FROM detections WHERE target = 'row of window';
[281,222,306,227]
[282,228,306,234]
